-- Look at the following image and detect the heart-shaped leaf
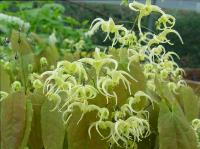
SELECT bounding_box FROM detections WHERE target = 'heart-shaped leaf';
[158,100,198,149]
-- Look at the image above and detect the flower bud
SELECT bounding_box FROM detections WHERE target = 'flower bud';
[40,57,48,66]
[28,64,33,72]
[33,79,43,89]
[144,64,153,71]
[11,81,22,92]
[160,69,168,79]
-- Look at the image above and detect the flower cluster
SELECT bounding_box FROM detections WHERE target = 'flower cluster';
[192,119,200,147]
[40,46,151,148]
[36,0,187,148]
[0,13,30,31]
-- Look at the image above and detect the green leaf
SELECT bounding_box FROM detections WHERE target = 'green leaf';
[66,94,111,149]
[67,107,109,149]
[137,134,157,149]
[28,92,45,149]
[155,79,175,103]
[177,86,200,122]
[129,62,146,92]
[41,99,65,149]
[1,91,26,149]
[158,100,198,149]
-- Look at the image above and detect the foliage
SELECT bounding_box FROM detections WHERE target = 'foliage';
[0,0,199,149]
[0,1,94,53]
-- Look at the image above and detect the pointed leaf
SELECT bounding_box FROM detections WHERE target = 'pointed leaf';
[41,100,65,149]
[1,91,26,149]
[28,92,45,149]
[67,108,109,149]
[178,86,200,122]
[67,95,110,149]
[158,100,198,149]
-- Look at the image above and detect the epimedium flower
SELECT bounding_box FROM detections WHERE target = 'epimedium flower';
[147,29,183,47]
[97,68,137,105]
[88,120,114,140]
[79,48,118,80]
[0,91,8,101]
[59,84,98,112]
[113,110,127,122]
[88,94,152,148]
[120,91,154,117]
[97,76,118,105]
[42,70,78,97]
[129,0,164,35]
[151,45,165,55]
[156,14,176,30]
[127,48,148,71]
[132,91,154,106]
[192,119,200,147]
[33,79,43,90]
[68,84,98,102]
[96,116,150,148]
[62,100,104,125]
[57,60,88,82]
[138,32,154,45]
[106,68,137,93]
[118,31,138,47]
[113,116,150,145]
[192,119,200,132]
[11,81,22,92]
[40,57,48,67]
[86,18,128,46]
[167,80,187,95]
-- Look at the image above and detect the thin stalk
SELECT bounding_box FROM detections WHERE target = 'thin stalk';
[18,30,28,94]
[146,0,152,5]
